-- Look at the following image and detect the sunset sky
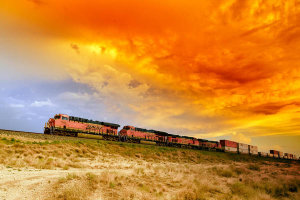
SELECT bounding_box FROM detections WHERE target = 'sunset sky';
[0,0,299,155]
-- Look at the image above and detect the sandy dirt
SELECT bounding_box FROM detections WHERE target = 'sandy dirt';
[0,168,99,200]
[0,161,220,200]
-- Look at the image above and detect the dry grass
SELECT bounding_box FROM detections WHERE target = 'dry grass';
[44,172,100,200]
[0,130,299,200]
[0,137,88,169]
[42,163,299,200]
[1,130,297,166]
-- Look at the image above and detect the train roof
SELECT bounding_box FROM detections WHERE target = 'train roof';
[149,129,170,136]
[69,116,120,128]
[129,126,200,139]
[123,125,211,140]
[135,127,150,132]
[198,138,219,143]
[131,127,170,136]
[169,134,180,137]
[181,136,196,139]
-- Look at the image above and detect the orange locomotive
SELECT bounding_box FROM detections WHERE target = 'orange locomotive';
[119,126,158,142]
[44,114,120,139]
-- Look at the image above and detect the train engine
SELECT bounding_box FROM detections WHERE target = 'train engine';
[44,114,120,139]
[119,126,158,142]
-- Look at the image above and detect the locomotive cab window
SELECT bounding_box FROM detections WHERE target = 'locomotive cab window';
[54,115,61,119]
[62,116,69,120]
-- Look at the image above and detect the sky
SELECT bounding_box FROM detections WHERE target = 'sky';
[0,0,299,155]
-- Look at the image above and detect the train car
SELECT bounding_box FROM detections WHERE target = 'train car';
[258,152,267,157]
[292,154,296,160]
[167,134,180,144]
[170,135,203,148]
[44,114,120,139]
[167,135,184,147]
[248,145,258,155]
[220,140,238,153]
[119,126,157,142]
[119,126,172,145]
[191,137,200,147]
[180,136,195,146]
[284,153,294,160]
[198,139,221,150]
[270,150,279,158]
[149,130,169,143]
[237,143,249,154]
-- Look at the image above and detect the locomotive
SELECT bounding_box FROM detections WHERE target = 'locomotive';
[44,114,298,160]
[44,114,120,140]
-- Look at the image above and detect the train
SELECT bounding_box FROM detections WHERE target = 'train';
[44,114,299,160]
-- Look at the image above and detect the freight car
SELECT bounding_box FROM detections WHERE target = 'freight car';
[220,140,238,153]
[44,114,298,160]
[249,145,258,155]
[258,152,267,157]
[237,143,249,154]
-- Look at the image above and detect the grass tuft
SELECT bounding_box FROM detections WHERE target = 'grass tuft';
[248,163,261,171]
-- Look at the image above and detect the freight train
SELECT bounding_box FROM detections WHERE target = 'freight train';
[44,114,298,160]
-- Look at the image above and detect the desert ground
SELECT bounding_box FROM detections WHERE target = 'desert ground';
[0,130,299,200]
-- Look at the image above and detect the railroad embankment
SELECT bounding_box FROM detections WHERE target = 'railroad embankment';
[0,130,299,200]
